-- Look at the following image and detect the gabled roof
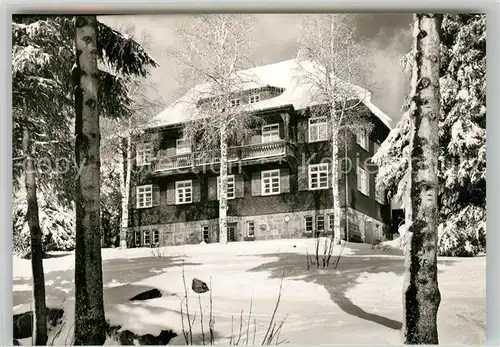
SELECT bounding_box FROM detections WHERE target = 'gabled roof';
[146,58,392,130]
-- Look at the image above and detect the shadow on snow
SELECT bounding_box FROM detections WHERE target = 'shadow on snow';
[246,249,456,331]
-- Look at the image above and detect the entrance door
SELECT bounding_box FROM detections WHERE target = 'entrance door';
[227,223,237,242]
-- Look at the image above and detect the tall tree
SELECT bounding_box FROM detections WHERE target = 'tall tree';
[296,14,375,248]
[171,15,259,244]
[12,15,158,344]
[73,15,105,345]
[100,78,164,249]
[22,128,48,345]
[12,17,76,344]
[373,14,486,257]
[99,24,164,249]
[402,13,442,344]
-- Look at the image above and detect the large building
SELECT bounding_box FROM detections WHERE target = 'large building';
[124,58,392,248]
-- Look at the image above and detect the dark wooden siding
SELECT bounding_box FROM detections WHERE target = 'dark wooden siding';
[129,104,391,227]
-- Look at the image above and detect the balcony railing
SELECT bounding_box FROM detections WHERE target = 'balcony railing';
[153,140,288,172]
[241,141,287,159]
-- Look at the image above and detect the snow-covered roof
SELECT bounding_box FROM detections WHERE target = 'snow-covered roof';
[146,58,392,130]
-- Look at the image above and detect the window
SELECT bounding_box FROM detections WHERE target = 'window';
[304,216,313,233]
[217,175,235,200]
[176,138,191,155]
[308,163,329,190]
[230,98,241,107]
[136,142,153,166]
[261,169,280,195]
[202,226,209,243]
[136,185,153,208]
[249,95,260,104]
[135,231,141,247]
[308,117,328,142]
[357,166,370,196]
[373,141,380,155]
[328,214,334,230]
[176,180,193,204]
[316,215,325,232]
[261,124,280,143]
[144,230,151,246]
[356,128,369,151]
[247,221,255,237]
[152,230,160,245]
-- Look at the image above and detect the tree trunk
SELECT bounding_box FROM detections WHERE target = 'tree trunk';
[330,107,342,244]
[219,121,228,244]
[325,103,343,267]
[23,127,48,346]
[344,125,349,243]
[74,15,106,345]
[120,125,132,250]
[402,13,442,345]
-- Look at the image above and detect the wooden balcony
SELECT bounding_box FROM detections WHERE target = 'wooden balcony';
[152,140,290,174]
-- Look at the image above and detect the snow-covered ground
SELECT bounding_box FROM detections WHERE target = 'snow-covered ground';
[344,256,486,345]
[13,239,485,345]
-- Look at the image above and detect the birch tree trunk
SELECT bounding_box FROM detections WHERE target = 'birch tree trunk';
[331,135,342,243]
[330,107,342,244]
[328,18,342,246]
[344,125,349,243]
[23,127,48,346]
[402,13,442,344]
[219,120,228,244]
[74,15,106,345]
[120,125,132,250]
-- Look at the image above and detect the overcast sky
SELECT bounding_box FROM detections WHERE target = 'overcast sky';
[100,14,413,126]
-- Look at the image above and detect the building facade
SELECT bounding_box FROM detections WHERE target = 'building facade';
[125,59,392,248]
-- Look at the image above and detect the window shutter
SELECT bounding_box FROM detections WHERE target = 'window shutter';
[308,122,315,142]
[152,183,161,206]
[235,174,244,198]
[192,179,201,202]
[297,120,308,143]
[251,171,261,196]
[208,176,217,200]
[280,168,290,193]
[297,165,308,191]
[130,186,137,208]
[166,181,176,205]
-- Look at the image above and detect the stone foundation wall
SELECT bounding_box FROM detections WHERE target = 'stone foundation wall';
[127,219,220,248]
[127,208,389,248]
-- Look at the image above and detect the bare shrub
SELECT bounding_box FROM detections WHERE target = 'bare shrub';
[308,233,340,270]
[178,265,287,345]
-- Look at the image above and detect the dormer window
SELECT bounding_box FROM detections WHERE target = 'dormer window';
[229,99,241,108]
[249,95,260,104]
